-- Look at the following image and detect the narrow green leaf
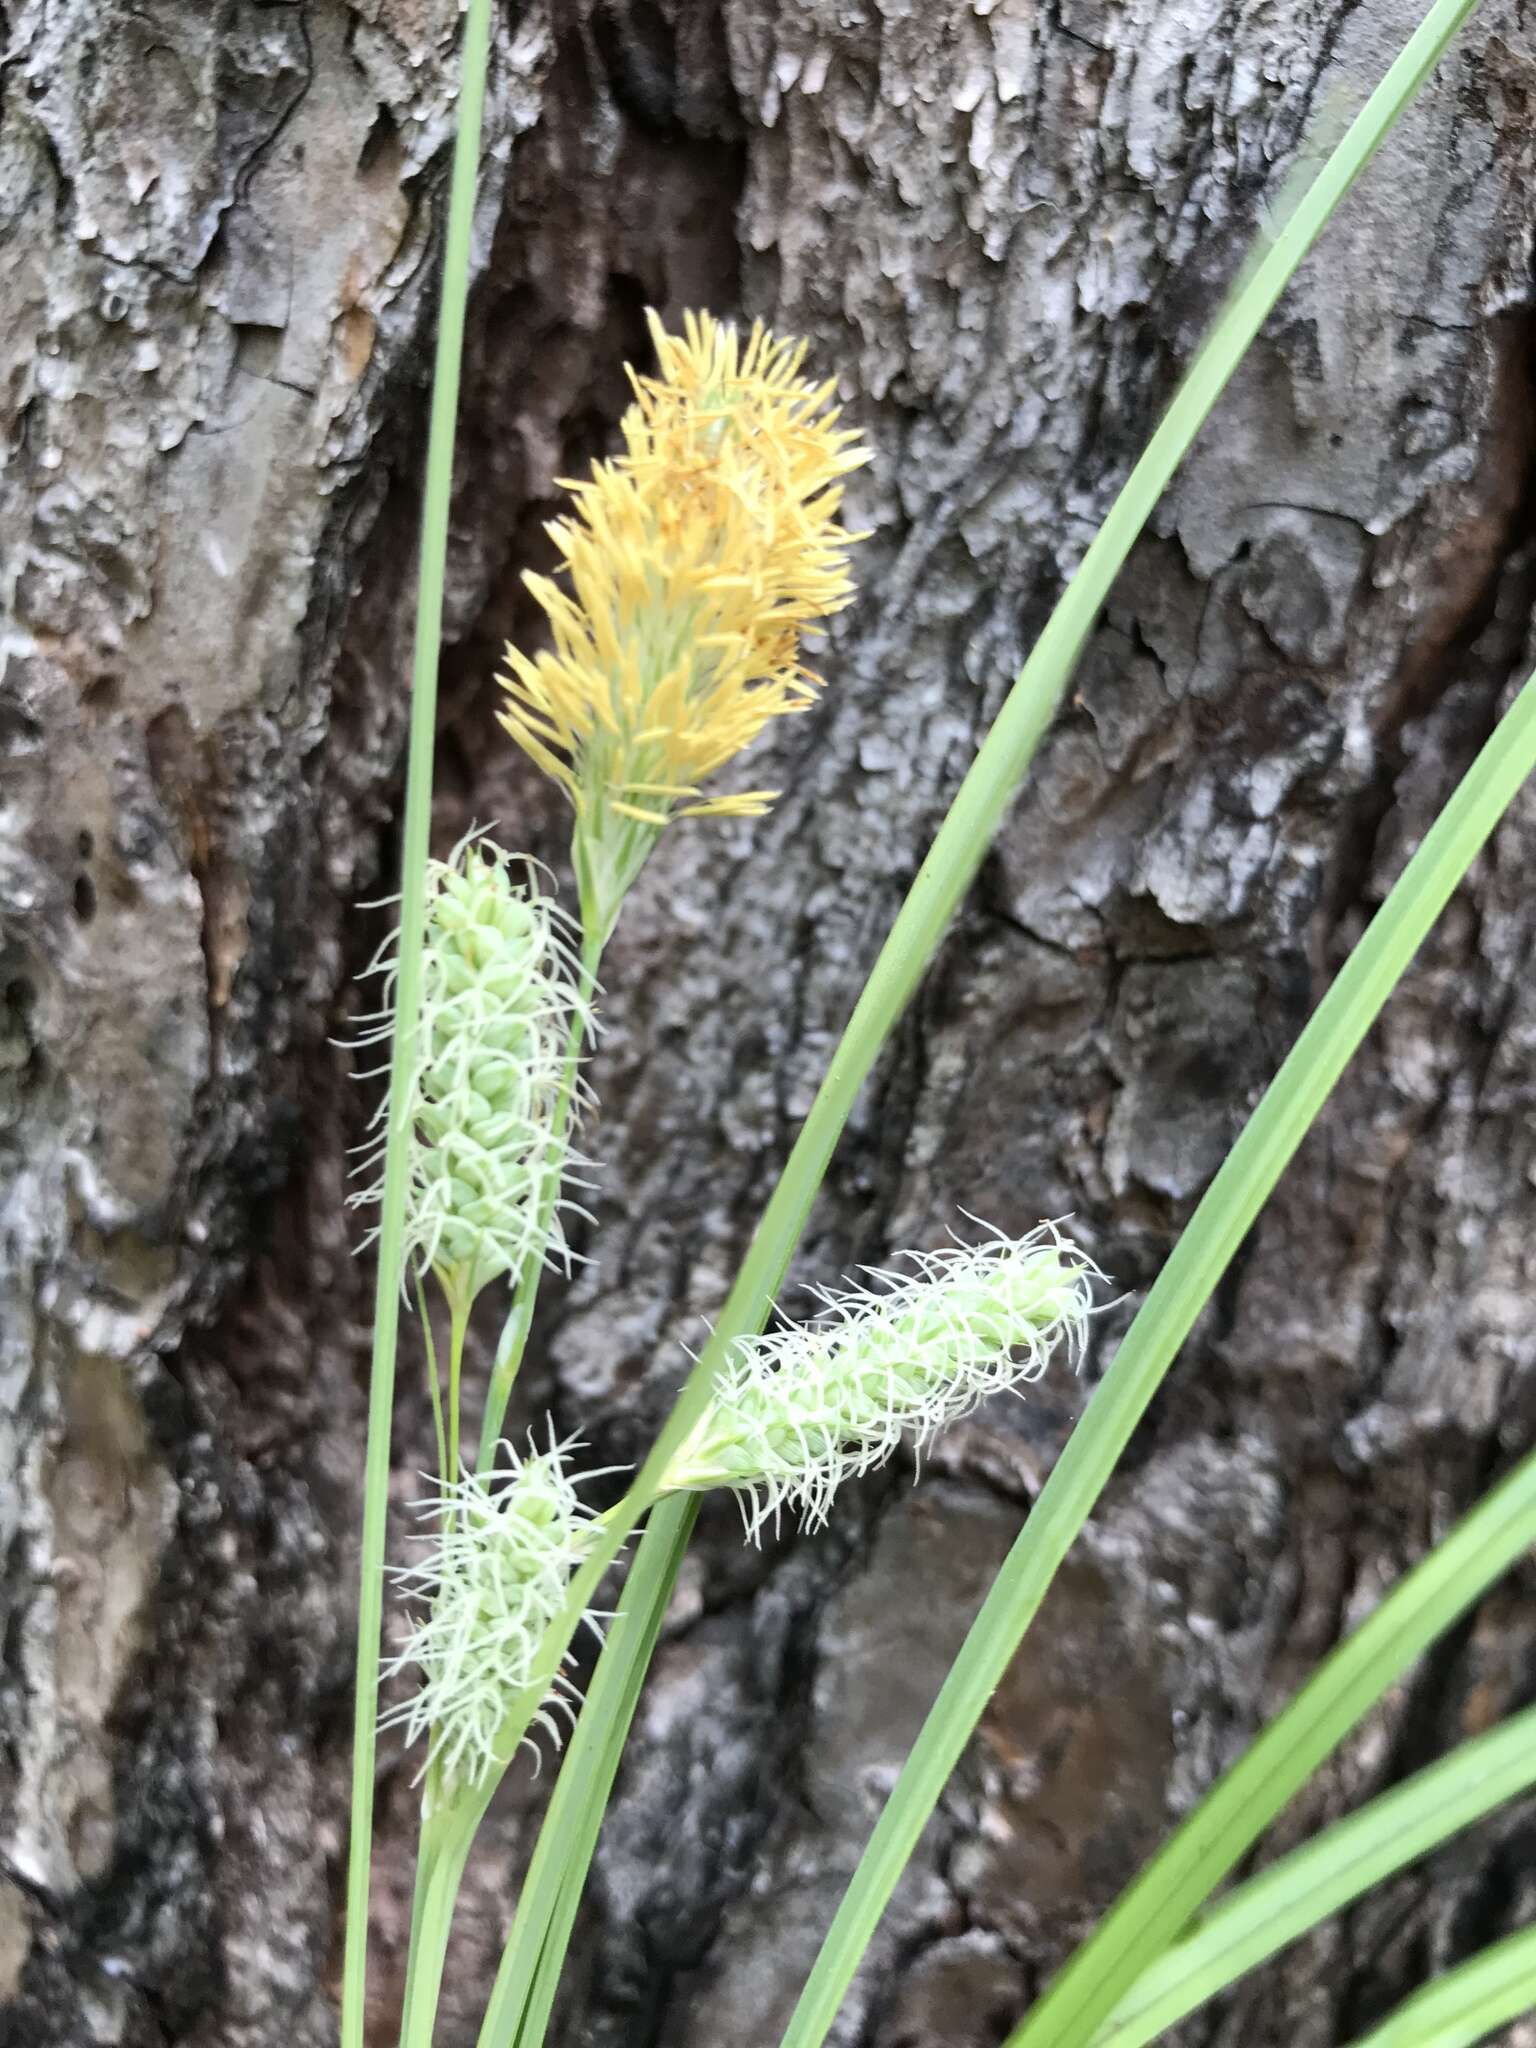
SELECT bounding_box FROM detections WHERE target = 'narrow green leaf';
[339,8,494,2046]
[476,1508,693,2048]
[1091,1704,1536,2048]
[1339,1923,1536,2048]
[787,654,1536,2048]
[518,1519,691,2048]
[470,2,1485,2038]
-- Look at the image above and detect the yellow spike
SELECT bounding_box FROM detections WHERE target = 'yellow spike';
[494,306,867,851]
[679,790,778,818]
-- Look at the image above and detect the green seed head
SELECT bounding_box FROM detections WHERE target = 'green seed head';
[381,1439,602,1786]
[664,1225,1097,1535]
[352,836,594,1307]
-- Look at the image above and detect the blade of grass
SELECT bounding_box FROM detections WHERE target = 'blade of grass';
[475,1507,695,2048]
[1089,1701,1536,2048]
[1012,1435,1536,2048]
[772,10,1501,2045]
[783,652,1536,2048]
[1339,1923,1536,2048]
[467,2,1483,2036]
[338,9,494,2045]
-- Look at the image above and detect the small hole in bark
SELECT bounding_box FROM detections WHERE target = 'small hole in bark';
[83,674,121,716]
[77,830,94,859]
[73,874,97,923]
[358,106,400,176]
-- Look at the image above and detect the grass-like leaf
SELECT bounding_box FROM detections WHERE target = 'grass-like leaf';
[786,648,1536,2048]
[1086,1701,1536,2048]
[1338,1923,1536,2047]
[776,14,1501,2048]
[340,7,495,2045]
[471,4,1484,2042]
[475,1504,692,2047]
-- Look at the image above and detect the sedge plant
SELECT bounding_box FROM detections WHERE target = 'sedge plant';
[342,0,1533,2043]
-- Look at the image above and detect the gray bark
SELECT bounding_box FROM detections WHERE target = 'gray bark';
[3,3,1535,2046]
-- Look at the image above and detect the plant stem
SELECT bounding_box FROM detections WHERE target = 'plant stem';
[397,1802,481,2048]
[473,1499,693,2048]
[447,1295,469,1481]
[475,931,604,1471]
[396,1808,439,2048]
[418,1275,448,1485]
[339,8,495,2046]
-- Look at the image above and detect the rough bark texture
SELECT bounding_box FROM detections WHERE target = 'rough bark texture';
[3,2,1536,2045]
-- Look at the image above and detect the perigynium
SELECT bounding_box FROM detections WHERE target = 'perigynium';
[663,1225,1096,1535]
[497,308,870,941]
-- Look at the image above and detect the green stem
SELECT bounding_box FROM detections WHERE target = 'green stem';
[474,1498,693,2048]
[476,931,605,1472]
[396,1806,439,2048]
[447,1296,469,1481]
[397,1802,481,2048]
[338,8,494,2046]
[417,1275,448,1486]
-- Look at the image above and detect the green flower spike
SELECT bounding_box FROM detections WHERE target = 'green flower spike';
[664,1225,1096,1536]
[352,835,594,1314]
[382,1436,606,1787]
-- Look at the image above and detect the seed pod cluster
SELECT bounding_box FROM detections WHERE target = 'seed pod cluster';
[383,1441,600,1785]
[355,838,591,1309]
[666,1227,1095,1534]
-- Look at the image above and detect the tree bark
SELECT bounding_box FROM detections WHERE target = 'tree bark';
[3,3,1535,2046]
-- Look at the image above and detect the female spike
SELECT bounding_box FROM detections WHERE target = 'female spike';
[663,1226,1096,1536]
[352,836,593,1314]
